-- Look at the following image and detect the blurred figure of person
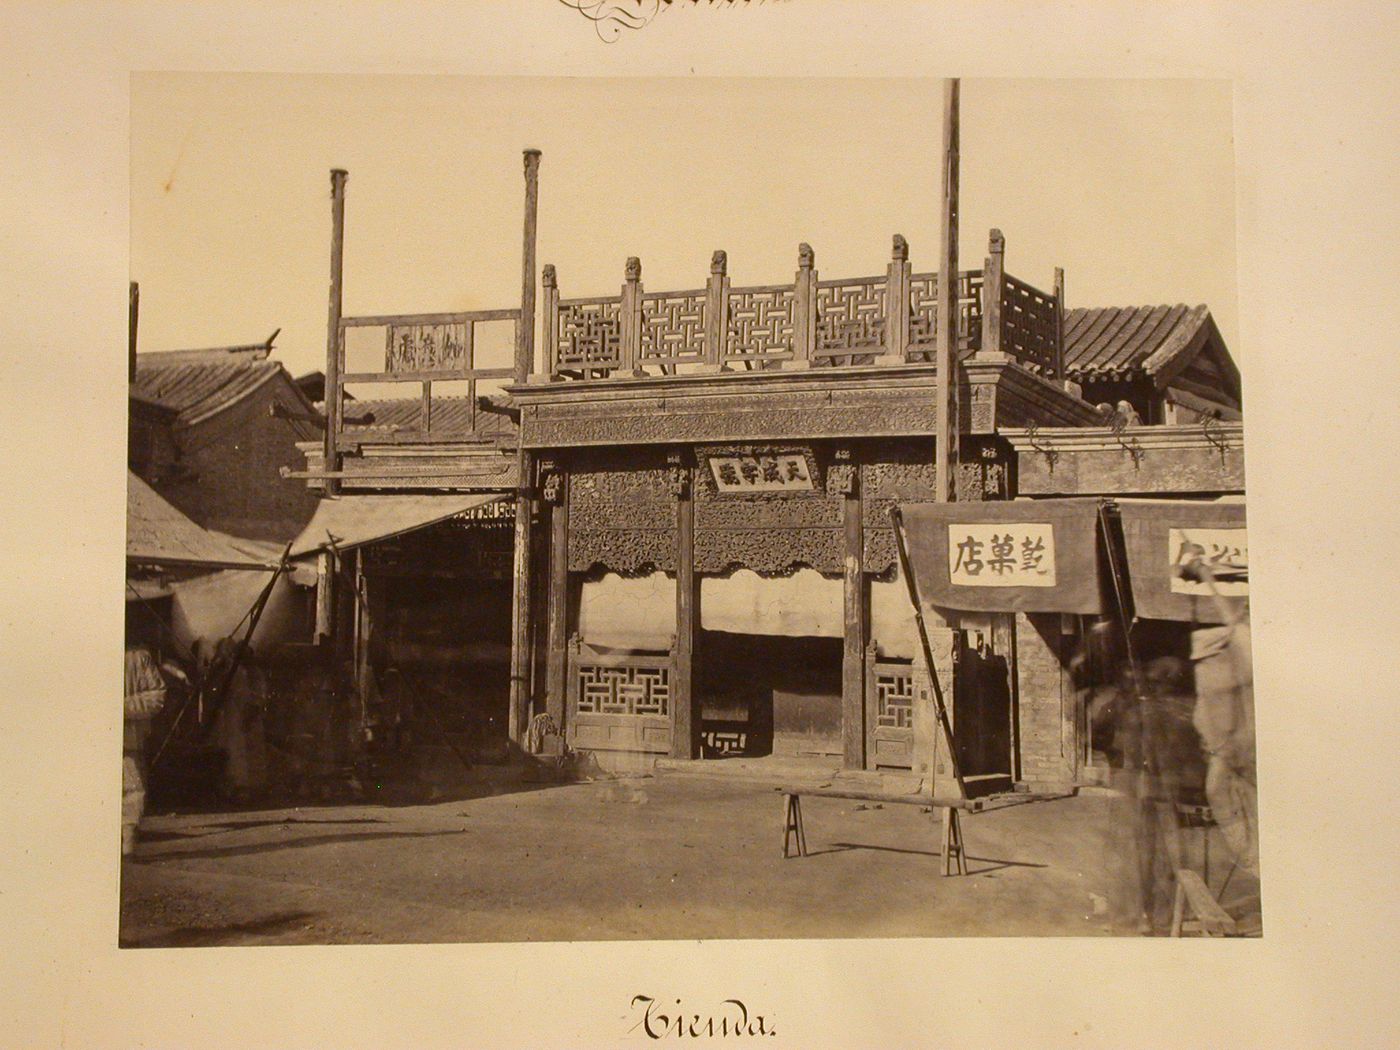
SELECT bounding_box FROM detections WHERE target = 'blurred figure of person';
[1102,655,1205,933]
[204,636,269,806]
[122,644,169,855]
[1191,614,1258,877]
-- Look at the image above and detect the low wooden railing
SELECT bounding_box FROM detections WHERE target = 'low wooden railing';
[542,231,1063,381]
[330,308,520,449]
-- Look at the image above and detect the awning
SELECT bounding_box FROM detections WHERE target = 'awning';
[289,492,507,557]
[1118,499,1247,623]
[897,498,1103,614]
[127,472,276,570]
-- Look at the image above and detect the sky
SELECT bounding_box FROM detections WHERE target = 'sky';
[130,75,1238,382]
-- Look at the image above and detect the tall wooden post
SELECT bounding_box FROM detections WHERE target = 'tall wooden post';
[324,169,348,497]
[508,449,535,743]
[544,468,570,729]
[671,455,698,759]
[516,149,541,384]
[840,453,865,770]
[541,264,559,377]
[128,281,139,382]
[935,79,960,503]
[1053,266,1066,382]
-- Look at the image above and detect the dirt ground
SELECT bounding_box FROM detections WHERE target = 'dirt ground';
[118,772,1260,946]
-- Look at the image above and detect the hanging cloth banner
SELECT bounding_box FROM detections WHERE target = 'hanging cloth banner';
[1117,499,1247,623]
[896,498,1103,614]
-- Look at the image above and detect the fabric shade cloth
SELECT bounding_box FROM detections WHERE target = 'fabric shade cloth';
[897,498,1103,614]
[289,492,506,557]
[1118,499,1246,623]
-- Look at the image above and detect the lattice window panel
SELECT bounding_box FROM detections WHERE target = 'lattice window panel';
[701,729,748,755]
[556,302,621,371]
[640,292,707,368]
[908,273,984,359]
[875,668,915,730]
[575,664,671,716]
[726,287,795,363]
[814,279,887,359]
[1000,277,1058,374]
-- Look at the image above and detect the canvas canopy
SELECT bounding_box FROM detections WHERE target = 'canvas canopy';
[897,498,1103,614]
[127,472,275,570]
[289,492,506,558]
[1118,499,1247,623]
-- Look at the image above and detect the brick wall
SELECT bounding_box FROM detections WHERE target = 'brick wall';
[159,379,320,542]
[1015,611,1077,788]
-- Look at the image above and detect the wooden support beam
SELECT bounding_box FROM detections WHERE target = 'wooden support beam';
[671,458,698,758]
[507,451,535,743]
[544,468,570,730]
[841,461,866,770]
[324,169,348,496]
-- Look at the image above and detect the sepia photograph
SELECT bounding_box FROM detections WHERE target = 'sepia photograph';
[121,73,1259,946]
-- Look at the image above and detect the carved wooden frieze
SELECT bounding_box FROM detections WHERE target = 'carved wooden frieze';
[694,528,845,576]
[861,452,939,574]
[568,463,676,574]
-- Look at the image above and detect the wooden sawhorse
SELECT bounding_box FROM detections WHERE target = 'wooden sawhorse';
[779,788,983,876]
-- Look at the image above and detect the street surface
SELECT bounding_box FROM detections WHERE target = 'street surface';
[119,774,1246,945]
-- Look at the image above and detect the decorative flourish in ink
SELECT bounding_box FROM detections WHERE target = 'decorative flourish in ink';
[558,0,662,41]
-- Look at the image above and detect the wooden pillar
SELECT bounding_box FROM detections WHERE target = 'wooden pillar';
[516,149,541,384]
[840,454,865,770]
[507,451,535,744]
[934,80,960,503]
[324,169,347,497]
[544,468,569,729]
[314,550,335,644]
[671,455,698,758]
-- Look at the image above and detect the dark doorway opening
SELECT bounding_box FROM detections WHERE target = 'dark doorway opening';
[696,631,843,759]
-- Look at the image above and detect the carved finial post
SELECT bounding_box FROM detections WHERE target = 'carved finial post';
[620,256,644,376]
[791,242,817,369]
[540,264,559,377]
[980,228,1006,359]
[704,250,730,371]
[882,234,912,363]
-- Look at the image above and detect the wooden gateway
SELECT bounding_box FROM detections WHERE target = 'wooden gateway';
[295,146,1247,794]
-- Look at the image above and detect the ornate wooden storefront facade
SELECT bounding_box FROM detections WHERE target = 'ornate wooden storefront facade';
[510,236,1101,778]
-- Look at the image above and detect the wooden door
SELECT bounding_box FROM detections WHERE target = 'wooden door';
[865,648,916,769]
[952,628,1015,792]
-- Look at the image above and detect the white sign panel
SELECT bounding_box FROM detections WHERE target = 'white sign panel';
[1169,527,1248,596]
[708,453,814,494]
[947,523,1056,587]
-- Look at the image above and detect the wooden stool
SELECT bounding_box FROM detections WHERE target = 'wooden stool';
[781,792,807,859]
[939,807,967,877]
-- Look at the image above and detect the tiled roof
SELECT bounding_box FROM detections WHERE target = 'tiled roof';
[1062,304,1212,380]
[133,344,307,426]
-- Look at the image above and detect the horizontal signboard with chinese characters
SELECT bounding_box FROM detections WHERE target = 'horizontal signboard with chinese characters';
[1169,527,1248,596]
[1118,499,1247,623]
[898,498,1103,614]
[948,523,1056,587]
[706,452,816,495]
[386,322,468,373]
